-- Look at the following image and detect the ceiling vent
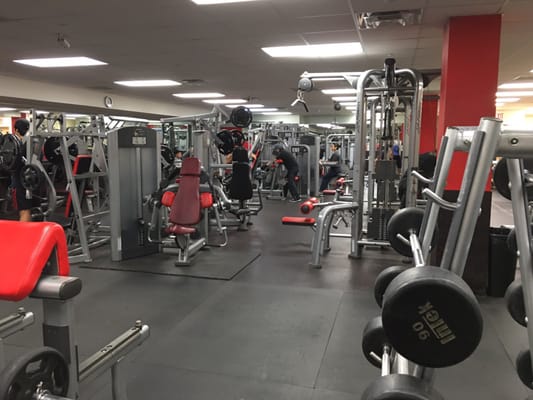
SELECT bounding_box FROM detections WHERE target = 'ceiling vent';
[356,9,422,30]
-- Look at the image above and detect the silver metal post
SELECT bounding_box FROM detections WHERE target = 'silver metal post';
[508,158,533,374]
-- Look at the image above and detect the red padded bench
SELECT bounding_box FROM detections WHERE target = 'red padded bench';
[281,216,316,226]
[322,189,337,195]
[0,221,77,301]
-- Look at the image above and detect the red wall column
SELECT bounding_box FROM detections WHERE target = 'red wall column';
[420,96,439,154]
[435,14,501,294]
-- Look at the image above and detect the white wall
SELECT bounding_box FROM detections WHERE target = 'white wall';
[0,74,209,118]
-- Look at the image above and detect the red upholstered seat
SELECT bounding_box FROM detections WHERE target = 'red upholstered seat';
[168,157,202,229]
[322,189,337,195]
[161,191,176,207]
[166,225,196,235]
[0,221,70,301]
[281,216,316,226]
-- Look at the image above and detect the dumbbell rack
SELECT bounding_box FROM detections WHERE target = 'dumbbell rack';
[28,110,110,263]
[363,118,533,398]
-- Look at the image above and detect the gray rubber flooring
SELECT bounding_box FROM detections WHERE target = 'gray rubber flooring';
[0,192,530,400]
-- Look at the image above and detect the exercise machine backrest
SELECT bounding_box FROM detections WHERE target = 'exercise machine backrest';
[169,157,202,226]
[229,147,253,201]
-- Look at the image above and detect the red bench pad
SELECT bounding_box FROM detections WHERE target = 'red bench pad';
[281,217,316,226]
[0,221,70,301]
[322,189,337,195]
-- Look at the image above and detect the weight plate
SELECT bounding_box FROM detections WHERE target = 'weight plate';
[374,266,410,307]
[43,138,79,165]
[493,158,533,200]
[361,374,444,400]
[382,266,483,368]
[0,134,22,172]
[387,207,424,257]
[216,130,235,155]
[505,280,526,327]
[230,106,253,128]
[362,316,389,368]
[517,350,533,389]
[19,164,43,191]
[161,145,174,166]
[506,225,533,255]
[0,346,69,400]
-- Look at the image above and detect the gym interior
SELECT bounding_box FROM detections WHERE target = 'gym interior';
[0,1,533,400]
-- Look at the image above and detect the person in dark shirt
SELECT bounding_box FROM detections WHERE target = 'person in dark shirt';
[272,144,300,202]
[10,119,31,222]
[319,142,342,192]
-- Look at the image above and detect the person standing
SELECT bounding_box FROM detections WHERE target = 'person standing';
[319,142,342,192]
[272,145,301,202]
[10,119,31,222]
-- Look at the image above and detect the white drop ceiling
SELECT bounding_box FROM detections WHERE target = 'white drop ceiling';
[0,0,531,117]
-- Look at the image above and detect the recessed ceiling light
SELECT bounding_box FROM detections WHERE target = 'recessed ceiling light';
[495,97,520,103]
[0,107,16,111]
[321,88,357,95]
[262,42,363,58]
[114,80,181,87]
[173,92,225,99]
[203,99,246,104]
[66,113,89,118]
[262,112,292,115]
[110,116,149,122]
[13,56,107,68]
[251,108,278,112]
[332,96,358,101]
[226,104,264,108]
[498,82,533,89]
[191,0,260,4]
[496,91,533,97]
[339,102,357,106]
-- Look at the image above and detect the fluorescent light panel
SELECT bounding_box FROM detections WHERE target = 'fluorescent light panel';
[110,116,149,122]
[496,91,533,97]
[345,106,357,110]
[203,99,246,104]
[301,72,360,78]
[262,42,363,58]
[498,82,533,89]
[251,108,278,112]
[339,102,357,106]
[191,0,259,4]
[173,92,225,99]
[332,96,357,101]
[495,97,520,103]
[13,56,107,68]
[262,112,292,115]
[226,104,264,108]
[115,80,181,87]
[0,107,16,111]
[321,88,357,95]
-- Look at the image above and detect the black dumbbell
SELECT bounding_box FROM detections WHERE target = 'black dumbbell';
[381,266,483,368]
[361,374,444,400]
[374,266,409,307]
[387,207,437,259]
[505,280,527,327]
[516,350,533,390]
[362,316,392,371]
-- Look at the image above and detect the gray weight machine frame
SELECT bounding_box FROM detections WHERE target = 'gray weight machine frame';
[0,308,34,371]
[28,110,110,263]
[309,201,359,268]
[352,67,424,258]
[31,269,149,400]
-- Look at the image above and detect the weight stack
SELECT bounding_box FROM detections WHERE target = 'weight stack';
[367,208,396,240]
